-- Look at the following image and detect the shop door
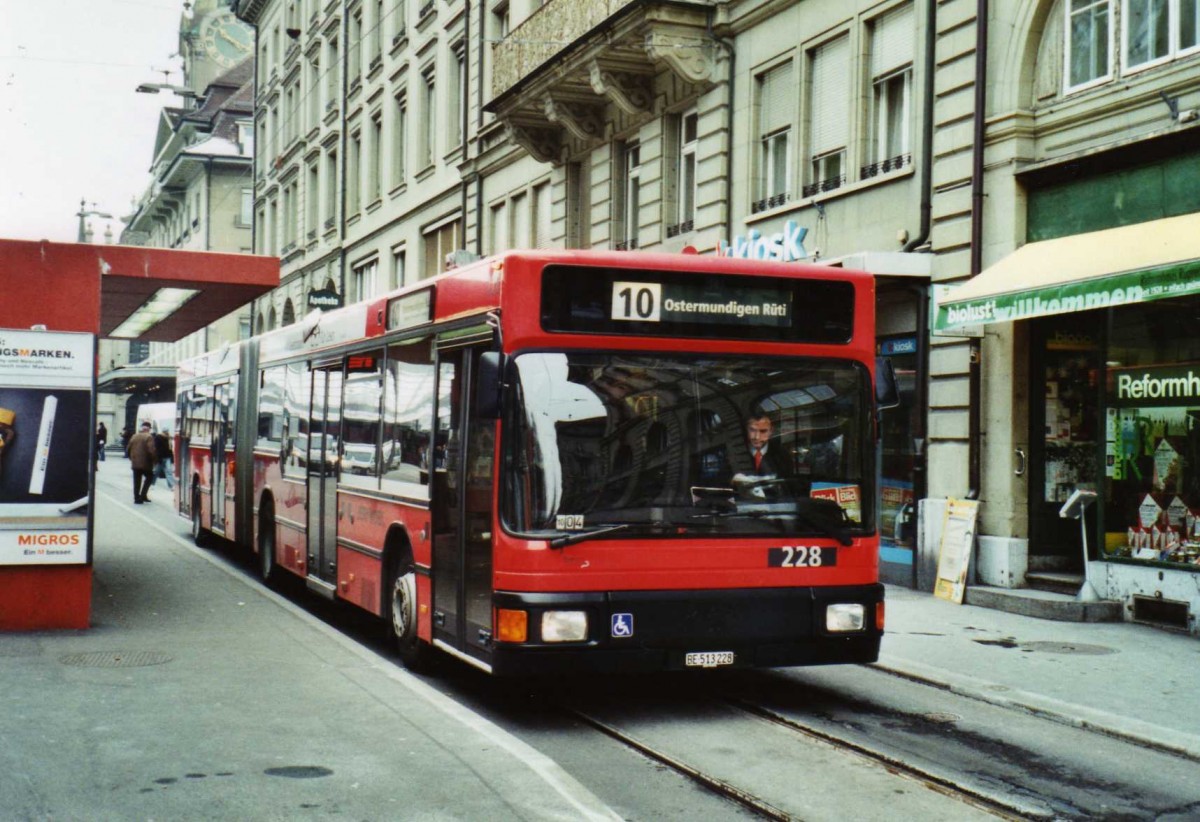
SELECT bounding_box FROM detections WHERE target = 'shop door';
[430,346,495,660]
[306,366,343,586]
[1029,319,1102,568]
[211,382,232,532]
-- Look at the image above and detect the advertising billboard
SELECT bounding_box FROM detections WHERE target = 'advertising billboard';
[0,329,93,565]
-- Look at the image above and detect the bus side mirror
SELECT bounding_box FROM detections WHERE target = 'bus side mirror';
[875,357,901,411]
[476,352,506,419]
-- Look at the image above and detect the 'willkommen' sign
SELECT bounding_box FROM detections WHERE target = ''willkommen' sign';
[934,261,1200,332]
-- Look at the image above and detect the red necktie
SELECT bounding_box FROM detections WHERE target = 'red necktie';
[754,449,763,472]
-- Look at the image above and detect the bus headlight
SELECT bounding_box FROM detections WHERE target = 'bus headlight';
[541,610,588,642]
[825,603,866,633]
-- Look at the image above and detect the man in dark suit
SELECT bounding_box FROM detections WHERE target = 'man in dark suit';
[745,411,789,477]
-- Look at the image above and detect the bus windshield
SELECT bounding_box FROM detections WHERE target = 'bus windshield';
[502,352,873,540]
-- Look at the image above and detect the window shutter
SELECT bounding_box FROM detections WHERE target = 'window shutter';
[871,3,914,79]
[758,61,794,136]
[810,36,850,156]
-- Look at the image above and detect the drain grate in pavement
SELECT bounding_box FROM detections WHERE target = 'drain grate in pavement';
[59,650,174,668]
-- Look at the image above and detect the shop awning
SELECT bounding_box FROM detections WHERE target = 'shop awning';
[933,212,1200,332]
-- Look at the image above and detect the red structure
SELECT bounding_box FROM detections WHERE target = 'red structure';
[0,239,276,630]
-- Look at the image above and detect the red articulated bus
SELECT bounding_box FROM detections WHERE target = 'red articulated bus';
[175,250,893,675]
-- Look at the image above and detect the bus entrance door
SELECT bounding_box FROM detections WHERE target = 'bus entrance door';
[431,346,495,662]
[210,382,232,533]
[306,366,343,590]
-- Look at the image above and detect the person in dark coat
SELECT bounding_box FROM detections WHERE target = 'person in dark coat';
[151,428,175,490]
[127,421,157,504]
[96,422,108,463]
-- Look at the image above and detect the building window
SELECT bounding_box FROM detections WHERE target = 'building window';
[512,191,529,247]
[306,162,319,239]
[240,189,253,227]
[566,160,589,248]
[533,181,552,247]
[490,200,508,253]
[324,148,338,228]
[449,43,465,148]
[371,0,384,65]
[806,36,849,197]
[238,121,254,155]
[327,37,340,103]
[864,4,913,178]
[350,9,363,83]
[422,216,461,279]
[755,62,792,210]
[351,259,379,302]
[1123,0,1200,70]
[1067,0,1113,89]
[668,109,698,234]
[420,66,436,167]
[492,1,510,38]
[348,128,362,213]
[615,141,640,250]
[369,113,383,203]
[391,245,406,289]
[255,205,267,253]
[308,56,321,128]
[267,198,278,256]
[392,91,408,188]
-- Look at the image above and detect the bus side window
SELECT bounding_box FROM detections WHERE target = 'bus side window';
[282,362,308,478]
[381,337,434,497]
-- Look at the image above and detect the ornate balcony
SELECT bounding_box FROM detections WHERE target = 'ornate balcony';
[486,0,717,164]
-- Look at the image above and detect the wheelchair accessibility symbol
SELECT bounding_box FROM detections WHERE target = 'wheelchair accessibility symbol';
[611,613,634,638]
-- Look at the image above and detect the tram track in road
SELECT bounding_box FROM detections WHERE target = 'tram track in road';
[558,677,1029,822]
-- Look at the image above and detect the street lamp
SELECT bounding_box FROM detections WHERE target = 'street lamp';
[135,68,198,106]
[75,198,113,243]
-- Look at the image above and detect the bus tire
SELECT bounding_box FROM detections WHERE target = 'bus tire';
[190,488,207,547]
[258,500,276,583]
[386,553,433,671]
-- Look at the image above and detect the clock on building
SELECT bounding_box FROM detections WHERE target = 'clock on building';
[198,12,252,69]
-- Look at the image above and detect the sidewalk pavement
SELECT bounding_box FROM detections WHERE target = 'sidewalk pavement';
[3,460,1198,820]
[877,584,1200,762]
[0,459,619,821]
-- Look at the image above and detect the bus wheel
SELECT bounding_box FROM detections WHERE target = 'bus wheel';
[387,557,432,671]
[258,503,276,583]
[190,489,206,546]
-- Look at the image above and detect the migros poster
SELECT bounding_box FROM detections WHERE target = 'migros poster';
[0,329,93,565]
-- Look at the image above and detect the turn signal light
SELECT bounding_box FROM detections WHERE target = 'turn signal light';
[876,601,886,631]
[496,608,528,643]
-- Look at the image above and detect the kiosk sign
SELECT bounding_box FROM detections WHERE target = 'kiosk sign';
[0,329,93,565]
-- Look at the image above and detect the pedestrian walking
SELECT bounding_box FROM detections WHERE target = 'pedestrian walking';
[127,421,157,504]
[120,426,132,457]
[96,422,108,463]
[152,428,175,491]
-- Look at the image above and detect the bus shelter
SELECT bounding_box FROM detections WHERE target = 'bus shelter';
[0,239,277,630]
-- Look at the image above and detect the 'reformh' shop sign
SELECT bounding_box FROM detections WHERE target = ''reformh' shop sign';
[0,328,94,565]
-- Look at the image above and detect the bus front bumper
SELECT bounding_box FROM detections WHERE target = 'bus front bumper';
[488,584,883,676]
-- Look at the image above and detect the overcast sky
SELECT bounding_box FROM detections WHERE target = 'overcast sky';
[1,0,190,243]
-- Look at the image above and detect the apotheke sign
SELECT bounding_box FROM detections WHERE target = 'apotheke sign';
[717,220,809,262]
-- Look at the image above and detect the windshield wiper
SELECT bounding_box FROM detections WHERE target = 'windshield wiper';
[792,507,854,546]
[548,524,630,549]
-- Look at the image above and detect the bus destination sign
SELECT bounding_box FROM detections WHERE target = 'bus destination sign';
[541,265,854,343]
[611,280,791,326]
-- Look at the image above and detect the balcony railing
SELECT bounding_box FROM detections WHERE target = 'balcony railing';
[860,153,911,180]
[751,192,789,214]
[802,175,845,198]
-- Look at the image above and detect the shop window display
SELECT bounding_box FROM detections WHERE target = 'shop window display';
[1103,303,1200,568]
